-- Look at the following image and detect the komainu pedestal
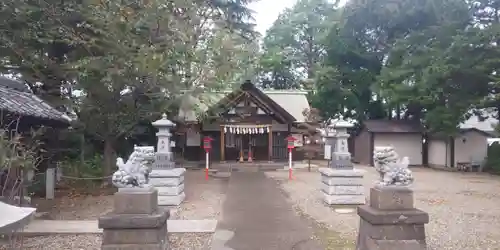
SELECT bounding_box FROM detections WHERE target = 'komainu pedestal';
[98,187,169,250]
[356,186,429,250]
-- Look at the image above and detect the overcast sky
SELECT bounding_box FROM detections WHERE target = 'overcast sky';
[249,0,348,36]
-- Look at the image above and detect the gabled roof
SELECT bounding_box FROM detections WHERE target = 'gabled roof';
[177,81,310,123]
[0,76,71,125]
[460,109,497,132]
[363,120,423,133]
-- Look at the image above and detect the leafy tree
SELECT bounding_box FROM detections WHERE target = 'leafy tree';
[258,0,337,89]
[0,0,259,177]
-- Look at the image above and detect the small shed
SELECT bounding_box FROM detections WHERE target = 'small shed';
[0,76,71,203]
[427,128,490,169]
[353,120,424,166]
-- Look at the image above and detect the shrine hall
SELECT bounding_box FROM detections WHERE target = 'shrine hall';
[175,80,311,162]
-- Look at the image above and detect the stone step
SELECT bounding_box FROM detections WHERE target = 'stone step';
[20,219,218,236]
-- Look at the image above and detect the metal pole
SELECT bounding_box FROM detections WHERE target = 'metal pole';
[288,149,293,180]
[205,151,209,180]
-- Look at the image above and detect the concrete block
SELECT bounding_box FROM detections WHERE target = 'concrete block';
[149,176,184,187]
[158,192,186,206]
[321,183,364,195]
[113,188,158,214]
[102,224,167,245]
[149,168,186,178]
[321,175,363,186]
[322,192,366,205]
[156,183,185,196]
[98,211,169,229]
[319,167,364,177]
[102,242,167,250]
[370,187,414,210]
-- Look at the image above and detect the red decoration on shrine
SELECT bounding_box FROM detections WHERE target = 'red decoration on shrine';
[203,136,213,152]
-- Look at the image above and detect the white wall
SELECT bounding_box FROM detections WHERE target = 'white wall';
[374,133,423,165]
[428,139,450,167]
[454,131,488,166]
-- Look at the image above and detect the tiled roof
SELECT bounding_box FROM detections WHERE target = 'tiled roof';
[177,89,310,123]
[0,77,71,124]
[364,120,423,133]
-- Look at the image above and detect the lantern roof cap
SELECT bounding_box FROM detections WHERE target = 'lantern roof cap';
[328,116,355,128]
[152,113,175,127]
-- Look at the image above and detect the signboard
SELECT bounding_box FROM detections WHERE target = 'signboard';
[292,134,303,147]
[324,145,331,160]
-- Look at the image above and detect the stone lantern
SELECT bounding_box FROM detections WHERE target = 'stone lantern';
[319,117,365,206]
[331,119,354,169]
[152,113,175,169]
[149,114,186,207]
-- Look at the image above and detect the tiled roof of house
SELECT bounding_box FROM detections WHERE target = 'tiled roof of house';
[364,120,423,133]
[0,76,71,124]
[177,88,310,123]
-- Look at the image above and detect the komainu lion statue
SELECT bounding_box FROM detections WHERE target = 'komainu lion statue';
[373,146,414,186]
[112,145,155,188]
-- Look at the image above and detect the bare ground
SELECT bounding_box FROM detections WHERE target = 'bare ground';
[265,164,500,250]
[31,170,228,220]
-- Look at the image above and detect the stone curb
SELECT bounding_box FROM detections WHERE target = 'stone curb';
[20,219,218,236]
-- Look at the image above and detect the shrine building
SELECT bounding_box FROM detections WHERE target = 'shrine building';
[175,80,311,163]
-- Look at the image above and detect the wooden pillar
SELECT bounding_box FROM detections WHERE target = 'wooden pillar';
[268,125,273,162]
[220,125,225,162]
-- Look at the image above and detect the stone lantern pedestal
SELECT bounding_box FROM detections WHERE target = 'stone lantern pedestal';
[98,187,169,250]
[356,186,429,250]
[320,119,365,205]
[151,114,186,208]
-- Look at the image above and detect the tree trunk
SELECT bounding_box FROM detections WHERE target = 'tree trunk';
[103,138,116,183]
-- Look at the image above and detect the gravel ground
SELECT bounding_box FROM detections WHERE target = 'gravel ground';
[32,170,227,221]
[266,164,500,250]
[14,170,227,249]
[0,233,212,250]
[174,170,228,220]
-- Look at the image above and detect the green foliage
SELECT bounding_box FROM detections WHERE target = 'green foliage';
[0,0,259,176]
[486,143,500,173]
[259,0,337,89]
[63,154,105,178]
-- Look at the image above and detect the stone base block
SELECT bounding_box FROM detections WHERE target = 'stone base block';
[364,238,425,250]
[102,224,167,245]
[149,168,186,178]
[102,242,167,250]
[321,175,363,186]
[356,217,427,250]
[156,183,185,196]
[150,175,185,186]
[113,187,158,214]
[356,186,429,250]
[149,176,184,187]
[370,186,414,210]
[322,192,366,205]
[318,167,365,177]
[322,183,364,195]
[158,192,186,206]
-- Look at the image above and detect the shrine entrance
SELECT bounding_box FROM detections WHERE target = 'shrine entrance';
[221,124,272,162]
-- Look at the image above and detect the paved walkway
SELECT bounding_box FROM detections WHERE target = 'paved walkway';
[212,171,322,250]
